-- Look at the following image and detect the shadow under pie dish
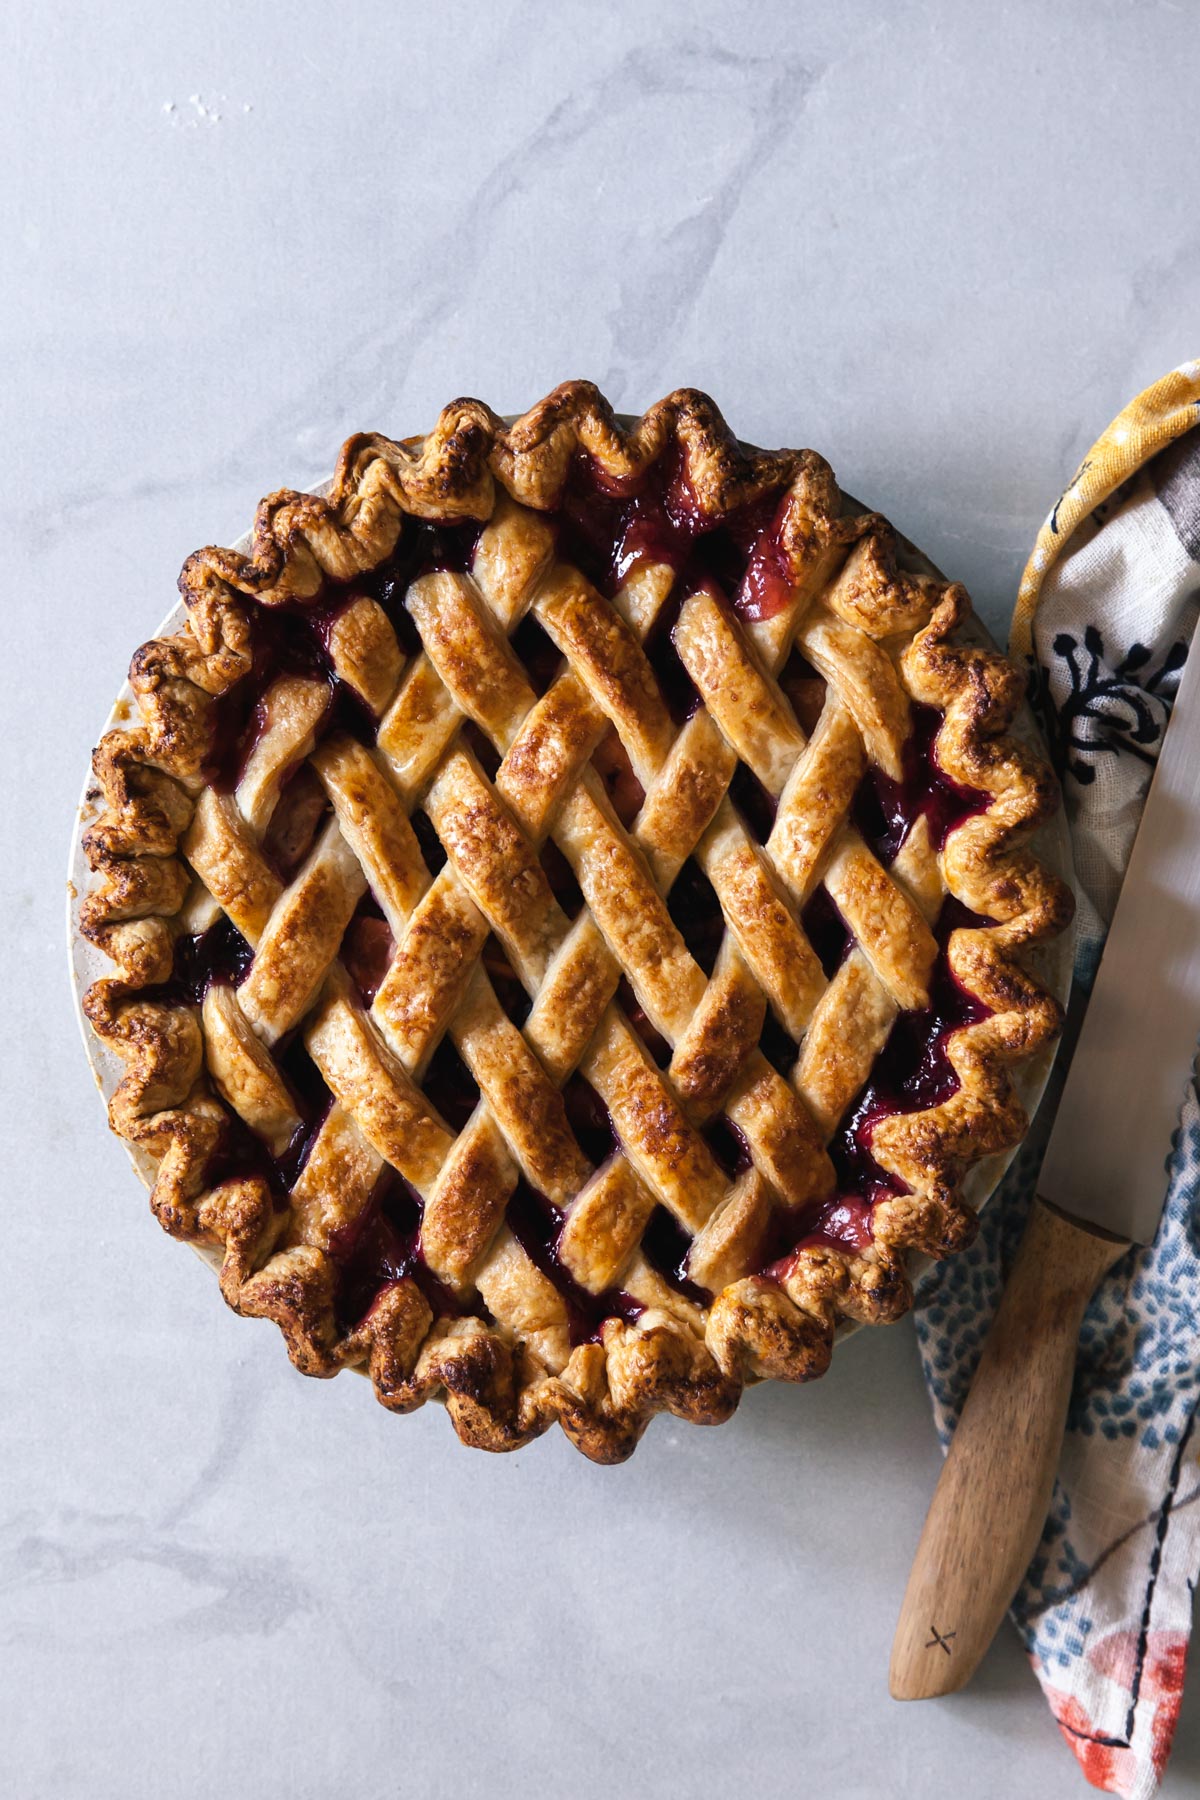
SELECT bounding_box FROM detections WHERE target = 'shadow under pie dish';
[74,382,1074,1463]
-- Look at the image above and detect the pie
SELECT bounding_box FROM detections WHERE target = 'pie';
[79,382,1072,1461]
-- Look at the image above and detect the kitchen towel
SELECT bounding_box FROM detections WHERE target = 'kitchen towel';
[915,361,1200,1800]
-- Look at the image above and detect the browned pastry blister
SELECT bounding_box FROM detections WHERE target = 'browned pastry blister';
[80,382,1073,1462]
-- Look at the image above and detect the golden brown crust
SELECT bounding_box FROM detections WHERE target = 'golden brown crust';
[79,381,1071,1462]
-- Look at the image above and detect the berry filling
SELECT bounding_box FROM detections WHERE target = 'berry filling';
[203,592,383,794]
[422,1037,481,1133]
[561,1075,618,1166]
[555,445,801,629]
[482,935,531,1028]
[640,1207,712,1308]
[200,1035,332,1205]
[764,900,995,1278]
[728,761,777,843]
[341,900,395,1006]
[334,1174,469,1332]
[361,519,482,629]
[558,442,701,590]
[854,703,990,864]
[800,886,853,979]
[617,977,670,1066]
[666,859,725,975]
[506,1180,645,1349]
[154,916,255,1004]
[704,1115,753,1179]
[508,613,563,694]
[733,493,796,623]
[539,838,584,917]
[640,584,700,725]
[410,806,448,876]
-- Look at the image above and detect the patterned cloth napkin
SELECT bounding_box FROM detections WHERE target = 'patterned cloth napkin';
[914,363,1200,1799]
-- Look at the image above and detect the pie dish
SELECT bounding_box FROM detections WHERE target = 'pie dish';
[77,382,1073,1462]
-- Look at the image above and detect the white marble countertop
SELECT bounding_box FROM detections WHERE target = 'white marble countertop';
[7,2,1200,1794]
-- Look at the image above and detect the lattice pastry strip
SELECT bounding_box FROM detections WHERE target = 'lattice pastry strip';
[183,791,283,944]
[286,1099,384,1254]
[673,584,806,795]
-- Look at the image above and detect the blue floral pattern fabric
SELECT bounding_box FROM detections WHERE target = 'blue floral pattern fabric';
[916,371,1200,1800]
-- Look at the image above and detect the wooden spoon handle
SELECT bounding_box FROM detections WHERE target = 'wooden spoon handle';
[889,1199,1127,1700]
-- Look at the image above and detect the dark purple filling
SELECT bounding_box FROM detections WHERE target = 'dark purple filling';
[561,1076,617,1166]
[483,936,531,1028]
[505,1179,645,1348]
[666,859,725,975]
[272,1044,336,1190]
[204,597,375,794]
[341,898,395,1006]
[763,899,996,1273]
[759,1009,799,1078]
[640,1206,712,1307]
[148,916,254,1005]
[763,1196,875,1267]
[853,703,990,865]
[201,1116,293,1207]
[540,838,584,917]
[509,612,563,694]
[640,583,700,725]
[729,762,777,843]
[556,443,699,593]
[800,886,853,980]
[461,719,502,781]
[334,1174,469,1332]
[617,977,671,1067]
[732,494,796,623]
[936,894,994,935]
[704,1115,753,1179]
[409,807,448,876]
[198,1035,332,1206]
[423,1037,481,1133]
[555,447,793,625]
[358,518,482,638]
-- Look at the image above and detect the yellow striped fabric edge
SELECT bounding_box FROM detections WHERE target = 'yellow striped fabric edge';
[1010,359,1200,665]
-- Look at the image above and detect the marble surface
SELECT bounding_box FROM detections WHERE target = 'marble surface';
[7,1,1200,1794]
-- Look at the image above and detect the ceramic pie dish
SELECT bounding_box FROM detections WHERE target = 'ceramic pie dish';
[69,383,1075,1462]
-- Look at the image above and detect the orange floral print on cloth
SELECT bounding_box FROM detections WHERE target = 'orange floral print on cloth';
[916,361,1200,1800]
[1044,1630,1189,1795]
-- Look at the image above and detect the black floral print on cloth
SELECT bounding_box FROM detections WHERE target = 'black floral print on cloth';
[1044,625,1186,787]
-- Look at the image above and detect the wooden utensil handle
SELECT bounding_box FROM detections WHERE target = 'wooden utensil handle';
[889,1199,1128,1700]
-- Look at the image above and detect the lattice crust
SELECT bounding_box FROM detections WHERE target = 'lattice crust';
[80,383,1072,1462]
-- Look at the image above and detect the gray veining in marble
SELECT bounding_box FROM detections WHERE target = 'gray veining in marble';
[6,1,1200,1794]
